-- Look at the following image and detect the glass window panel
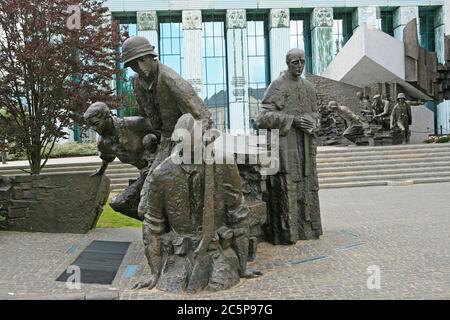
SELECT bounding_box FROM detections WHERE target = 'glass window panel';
[161,23,171,38]
[205,37,214,56]
[256,37,265,56]
[247,21,256,36]
[290,21,297,35]
[255,21,264,36]
[206,58,224,83]
[248,57,266,83]
[204,22,213,37]
[214,38,223,57]
[171,23,181,38]
[128,24,137,36]
[171,38,180,54]
[162,38,171,54]
[247,37,256,56]
[164,55,181,74]
[214,22,223,36]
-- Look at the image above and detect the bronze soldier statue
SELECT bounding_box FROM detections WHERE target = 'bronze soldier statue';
[134,114,260,293]
[372,94,392,129]
[84,102,158,220]
[256,48,322,244]
[120,36,212,219]
[390,93,412,144]
[327,101,365,144]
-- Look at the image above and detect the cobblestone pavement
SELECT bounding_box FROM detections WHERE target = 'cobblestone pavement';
[1,183,449,300]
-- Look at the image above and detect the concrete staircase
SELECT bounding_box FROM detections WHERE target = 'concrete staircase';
[317,143,450,188]
[1,144,449,191]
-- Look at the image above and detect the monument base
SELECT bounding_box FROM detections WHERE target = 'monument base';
[0,173,110,233]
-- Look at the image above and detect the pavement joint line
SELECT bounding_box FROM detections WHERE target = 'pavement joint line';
[334,242,365,251]
[288,255,330,265]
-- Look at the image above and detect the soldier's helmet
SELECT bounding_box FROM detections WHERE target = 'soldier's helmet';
[122,36,158,68]
[373,94,381,100]
[397,93,406,100]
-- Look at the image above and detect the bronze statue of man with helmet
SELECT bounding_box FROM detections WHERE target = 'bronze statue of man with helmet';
[120,36,212,219]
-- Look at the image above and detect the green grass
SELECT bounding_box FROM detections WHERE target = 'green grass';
[96,201,142,228]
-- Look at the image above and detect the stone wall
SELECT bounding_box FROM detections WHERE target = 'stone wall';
[306,74,363,113]
[0,173,110,233]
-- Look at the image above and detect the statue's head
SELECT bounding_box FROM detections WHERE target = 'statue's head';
[122,36,158,79]
[286,48,306,78]
[84,102,112,135]
[397,93,406,102]
[356,91,362,100]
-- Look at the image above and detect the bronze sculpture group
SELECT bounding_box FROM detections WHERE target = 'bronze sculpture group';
[328,92,413,146]
[86,37,323,293]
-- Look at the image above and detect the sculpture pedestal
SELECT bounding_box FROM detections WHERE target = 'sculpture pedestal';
[0,173,110,233]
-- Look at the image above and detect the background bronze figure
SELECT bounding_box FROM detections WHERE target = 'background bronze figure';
[327,101,365,144]
[256,48,322,244]
[390,93,412,144]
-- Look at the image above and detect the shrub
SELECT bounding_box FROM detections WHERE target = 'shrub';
[423,135,450,144]
[8,142,98,161]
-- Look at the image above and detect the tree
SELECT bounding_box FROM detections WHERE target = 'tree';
[0,0,121,174]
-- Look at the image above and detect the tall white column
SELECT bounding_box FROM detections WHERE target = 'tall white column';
[311,8,333,75]
[352,7,380,31]
[435,6,446,64]
[182,10,203,98]
[393,7,419,41]
[226,9,249,133]
[437,3,450,136]
[445,0,450,36]
[269,9,290,81]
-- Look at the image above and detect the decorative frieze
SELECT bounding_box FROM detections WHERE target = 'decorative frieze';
[182,10,202,30]
[311,7,333,29]
[137,11,158,31]
[226,9,247,29]
[269,9,290,29]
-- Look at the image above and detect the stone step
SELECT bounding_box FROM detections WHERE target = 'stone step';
[318,171,450,184]
[317,149,450,159]
[0,167,139,176]
[318,143,450,155]
[319,176,450,189]
[319,165,450,178]
[317,152,450,164]
[318,160,450,174]
[317,157,450,170]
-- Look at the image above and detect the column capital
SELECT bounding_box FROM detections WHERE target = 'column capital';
[226,9,247,29]
[182,10,202,30]
[137,11,158,31]
[311,7,333,29]
[352,7,379,30]
[393,7,418,29]
[269,9,290,29]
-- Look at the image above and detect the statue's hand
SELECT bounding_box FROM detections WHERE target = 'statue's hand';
[242,270,263,279]
[132,274,159,290]
[90,169,105,177]
[293,116,315,133]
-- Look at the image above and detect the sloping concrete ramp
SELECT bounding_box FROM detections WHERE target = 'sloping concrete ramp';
[322,23,431,101]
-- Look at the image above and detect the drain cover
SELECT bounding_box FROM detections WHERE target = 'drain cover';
[57,240,130,285]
